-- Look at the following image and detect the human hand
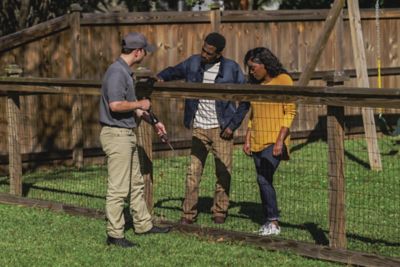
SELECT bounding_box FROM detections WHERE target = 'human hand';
[154,122,167,140]
[243,142,251,156]
[139,99,151,111]
[273,141,283,157]
[220,127,233,140]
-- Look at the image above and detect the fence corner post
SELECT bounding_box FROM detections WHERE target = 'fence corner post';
[5,64,23,196]
[69,3,84,169]
[325,71,348,249]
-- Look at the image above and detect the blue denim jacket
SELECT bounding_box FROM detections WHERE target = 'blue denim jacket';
[157,55,250,131]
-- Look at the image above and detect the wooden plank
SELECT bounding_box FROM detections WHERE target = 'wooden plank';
[297,0,345,86]
[0,78,400,108]
[334,10,345,72]
[327,105,346,249]
[69,4,84,169]
[80,11,211,25]
[0,193,104,219]
[78,10,400,26]
[0,16,69,53]
[290,66,400,81]
[210,9,221,32]
[347,0,382,171]
[222,10,329,22]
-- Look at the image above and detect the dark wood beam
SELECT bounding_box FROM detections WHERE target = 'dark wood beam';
[0,77,399,108]
[0,16,69,53]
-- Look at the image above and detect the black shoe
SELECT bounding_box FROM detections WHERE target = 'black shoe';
[140,225,171,235]
[106,236,137,248]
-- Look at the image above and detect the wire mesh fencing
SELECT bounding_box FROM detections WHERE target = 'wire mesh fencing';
[0,92,399,258]
[152,99,400,257]
[0,94,108,210]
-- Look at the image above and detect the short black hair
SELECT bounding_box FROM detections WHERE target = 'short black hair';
[204,32,226,53]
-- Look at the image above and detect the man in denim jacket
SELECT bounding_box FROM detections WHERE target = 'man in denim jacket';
[158,32,249,224]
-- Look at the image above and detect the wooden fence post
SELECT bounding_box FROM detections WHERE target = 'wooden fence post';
[210,4,221,33]
[325,72,348,249]
[5,64,23,196]
[69,3,84,169]
[137,119,154,213]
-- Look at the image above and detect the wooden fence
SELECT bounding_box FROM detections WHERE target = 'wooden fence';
[0,77,399,266]
[0,7,399,167]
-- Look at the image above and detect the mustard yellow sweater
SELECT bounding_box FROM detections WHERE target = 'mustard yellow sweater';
[248,73,296,152]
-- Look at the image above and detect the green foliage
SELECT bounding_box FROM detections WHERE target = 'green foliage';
[186,0,202,7]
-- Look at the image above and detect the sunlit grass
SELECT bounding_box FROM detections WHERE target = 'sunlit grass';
[0,136,399,257]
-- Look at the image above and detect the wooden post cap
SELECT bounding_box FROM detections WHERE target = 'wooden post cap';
[70,3,83,12]
[5,64,23,77]
[323,71,349,86]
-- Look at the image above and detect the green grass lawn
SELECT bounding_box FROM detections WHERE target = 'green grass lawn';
[0,136,399,258]
[0,204,340,267]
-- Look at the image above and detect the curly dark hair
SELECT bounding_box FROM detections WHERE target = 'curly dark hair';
[244,47,289,84]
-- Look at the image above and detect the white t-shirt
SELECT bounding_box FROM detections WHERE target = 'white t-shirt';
[193,62,220,129]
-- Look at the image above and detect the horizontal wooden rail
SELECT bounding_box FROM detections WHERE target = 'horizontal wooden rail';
[81,11,210,25]
[152,83,400,108]
[291,67,400,80]
[223,9,400,22]
[79,9,400,25]
[0,15,70,53]
[0,77,399,108]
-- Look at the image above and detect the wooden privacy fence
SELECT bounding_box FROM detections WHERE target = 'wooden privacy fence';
[0,77,400,265]
[1,7,400,170]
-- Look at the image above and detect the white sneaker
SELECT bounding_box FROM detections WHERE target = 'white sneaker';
[258,222,281,236]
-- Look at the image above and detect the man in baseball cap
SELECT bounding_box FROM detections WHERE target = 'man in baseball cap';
[100,32,169,248]
[121,32,156,53]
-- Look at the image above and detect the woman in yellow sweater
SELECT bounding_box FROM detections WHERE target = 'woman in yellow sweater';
[243,47,296,236]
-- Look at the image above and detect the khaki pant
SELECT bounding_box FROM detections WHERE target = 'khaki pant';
[100,126,152,238]
[182,128,233,220]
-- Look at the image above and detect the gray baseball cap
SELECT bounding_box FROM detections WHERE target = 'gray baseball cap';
[122,32,156,52]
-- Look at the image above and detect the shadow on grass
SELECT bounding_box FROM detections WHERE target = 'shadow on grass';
[344,150,370,169]
[20,183,105,199]
[0,166,106,197]
[153,196,399,248]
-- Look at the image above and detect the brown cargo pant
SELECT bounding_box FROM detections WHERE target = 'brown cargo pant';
[100,126,153,238]
[182,128,233,221]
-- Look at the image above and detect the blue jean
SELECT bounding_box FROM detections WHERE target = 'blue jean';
[252,144,286,222]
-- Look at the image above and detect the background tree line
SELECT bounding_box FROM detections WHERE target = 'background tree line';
[1,0,398,37]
